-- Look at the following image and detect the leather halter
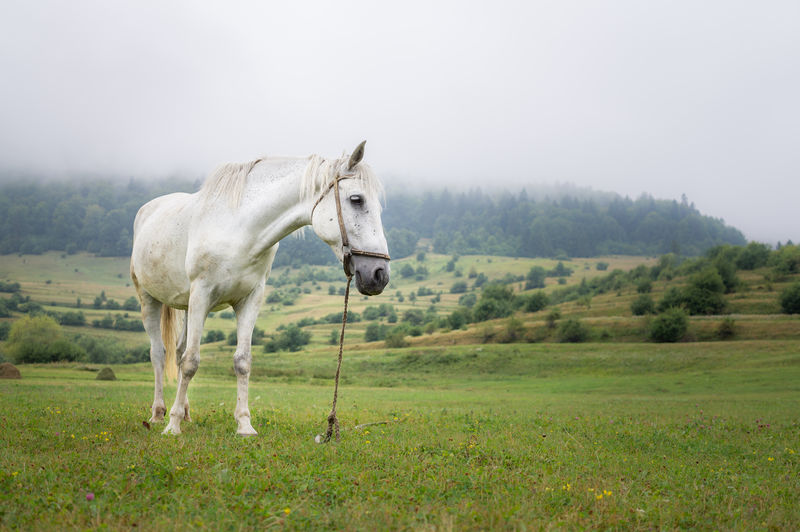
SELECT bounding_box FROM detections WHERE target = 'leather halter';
[310,174,391,278]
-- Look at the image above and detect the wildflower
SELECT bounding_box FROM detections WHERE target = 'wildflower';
[86,492,95,501]
[596,494,603,500]
[768,457,774,462]
[283,507,291,515]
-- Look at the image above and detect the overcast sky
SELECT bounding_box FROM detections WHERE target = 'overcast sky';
[0,1,798,243]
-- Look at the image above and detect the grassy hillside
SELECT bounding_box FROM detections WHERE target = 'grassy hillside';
[1,250,798,358]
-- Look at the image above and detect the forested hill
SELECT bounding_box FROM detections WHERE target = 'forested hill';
[0,178,745,265]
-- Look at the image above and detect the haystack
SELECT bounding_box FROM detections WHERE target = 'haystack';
[0,362,21,379]
[95,367,116,381]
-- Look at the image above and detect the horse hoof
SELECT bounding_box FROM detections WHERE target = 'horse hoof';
[162,423,182,435]
[237,424,258,436]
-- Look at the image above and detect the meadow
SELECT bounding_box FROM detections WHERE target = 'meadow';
[1,251,799,529]
[1,342,799,530]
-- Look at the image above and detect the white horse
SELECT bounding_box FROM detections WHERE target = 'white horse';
[130,142,390,435]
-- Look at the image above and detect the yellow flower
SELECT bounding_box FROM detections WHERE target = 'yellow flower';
[283,507,291,515]
[768,457,774,462]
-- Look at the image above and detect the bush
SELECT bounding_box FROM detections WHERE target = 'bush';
[522,291,549,313]
[450,281,468,294]
[649,308,688,343]
[636,279,652,294]
[596,262,609,271]
[364,323,389,342]
[679,267,728,315]
[263,324,311,352]
[779,282,800,314]
[546,309,561,329]
[525,266,546,289]
[498,317,526,343]
[458,293,477,308]
[447,307,471,329]
[202,330,225,344]
[717,317,736,340]
[7,315,92,363]
[384,329,409,348]
[630,294,655,316]
[558,318,590,343]
[736,242,771,270]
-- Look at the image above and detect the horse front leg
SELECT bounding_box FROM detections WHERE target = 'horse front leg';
[232,283,266,436]
[163,290,209,435]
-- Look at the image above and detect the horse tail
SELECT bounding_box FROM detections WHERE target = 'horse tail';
[160,306,180,382]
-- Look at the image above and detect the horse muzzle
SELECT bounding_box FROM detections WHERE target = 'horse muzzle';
[350,255,390,295]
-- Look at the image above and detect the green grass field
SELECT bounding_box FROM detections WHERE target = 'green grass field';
[1,342,799,530]
[1,251,799,529]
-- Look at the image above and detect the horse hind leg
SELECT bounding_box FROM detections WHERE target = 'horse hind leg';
[138,290,167,422]
[176,314,191,422]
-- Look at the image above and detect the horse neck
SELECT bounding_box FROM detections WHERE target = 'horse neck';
[235,160,314,255]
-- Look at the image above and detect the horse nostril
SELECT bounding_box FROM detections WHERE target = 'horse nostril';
[374,268,388,285]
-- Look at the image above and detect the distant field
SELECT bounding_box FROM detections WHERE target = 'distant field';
[0,252,658,350]
[1,341,798,529]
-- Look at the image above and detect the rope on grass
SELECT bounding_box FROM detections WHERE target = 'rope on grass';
[316,275,352,443]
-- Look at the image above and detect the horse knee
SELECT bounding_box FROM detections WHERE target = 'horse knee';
[150,345,166,365]
[180,352,200,379]
[233,352,251,376]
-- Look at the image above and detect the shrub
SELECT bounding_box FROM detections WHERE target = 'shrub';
[263,324,311,352]
[525,266,546,289]
[447,307,471,330]
[548,262,572,277]
[384,329,409,348]
[717,317,736,340]
[498,317,526,343]
[779,281,800,314]
[649,308,688,343]
[8,315,64,363]
[450,281,468,294]
[596,262,609,271]
[523,291,549,313]
[364,323,388,342]
[546,309,561,329]
[736,242,771,270]
[631,294,655,316]
[636,279,652,294]
[679,267,728,315]
[558,318,590,343]
[202,330,225,344]
[458,293,477,308]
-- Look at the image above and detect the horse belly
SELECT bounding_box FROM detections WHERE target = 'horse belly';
[131,195,193,308]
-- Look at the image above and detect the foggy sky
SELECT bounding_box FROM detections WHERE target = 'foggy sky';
[1,1,798,243]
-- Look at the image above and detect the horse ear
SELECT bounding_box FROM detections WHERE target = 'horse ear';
[347,140,366,171]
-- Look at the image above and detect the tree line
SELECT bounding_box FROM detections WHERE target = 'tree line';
[0,178,747,264]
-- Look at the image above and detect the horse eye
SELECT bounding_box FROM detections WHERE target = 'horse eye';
[349,195,363,206]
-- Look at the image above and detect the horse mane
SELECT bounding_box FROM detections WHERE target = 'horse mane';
[300,154,385,209]
[198,152,384,210]
[199,159,262,208]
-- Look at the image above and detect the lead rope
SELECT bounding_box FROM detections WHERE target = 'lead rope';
[321,274,351,442]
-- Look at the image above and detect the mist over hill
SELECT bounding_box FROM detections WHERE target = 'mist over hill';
[0,177,746,265]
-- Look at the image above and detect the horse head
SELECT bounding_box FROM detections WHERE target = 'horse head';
[311,141,391,295]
